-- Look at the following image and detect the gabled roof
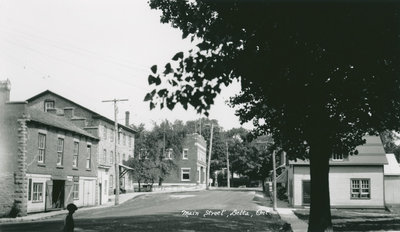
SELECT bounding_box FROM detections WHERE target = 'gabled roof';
[290,135,388,166]
[26,90,136,134]
[384,153,400,175]
[27,108,98,140]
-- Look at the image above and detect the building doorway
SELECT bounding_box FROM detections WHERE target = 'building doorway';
[52,180,65,209]
[302,180,311,206]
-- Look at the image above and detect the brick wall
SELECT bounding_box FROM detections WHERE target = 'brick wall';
[163,134,207,185]
[26,122,98,178]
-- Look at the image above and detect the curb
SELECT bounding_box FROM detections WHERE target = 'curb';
[0,188,205,225]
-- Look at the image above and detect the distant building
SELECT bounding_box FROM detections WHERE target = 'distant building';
[158,133,207,189]
[0,80,99,216]
[26,90,136,205]
[285,135,387,209]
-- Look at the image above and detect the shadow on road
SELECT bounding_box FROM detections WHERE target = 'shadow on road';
[0,210,291,232]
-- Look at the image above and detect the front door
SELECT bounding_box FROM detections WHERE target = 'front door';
[99,183,102,205]
[302,180,311,205]
[52,180,65,209]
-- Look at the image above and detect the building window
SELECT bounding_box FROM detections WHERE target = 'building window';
[110,129,114,142]
[73,141,79,168]
[32,183,43,202]
[118,132,121,144]
[28,179,32,201]
[103,149,107,163]
[103,126,107,140]
[44,100,55,112]
[57,138,64,166]
[73,182,79,200]
[38,133,46,163]
[104,180,108,195]
[123,153,126,161]
[181,168,190,181]
[110,175,113,189]
[351,179,370,199]
[182,149,188,160]
[129,136,132,147]
[110,151,114,164]
[123,134,126,146]
[86,144,92,169]
[332,153,344,161]
[166,149,173,160]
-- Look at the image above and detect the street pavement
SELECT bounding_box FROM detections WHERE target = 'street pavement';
[0,189,291,232]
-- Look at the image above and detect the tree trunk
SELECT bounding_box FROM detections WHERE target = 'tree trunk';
[308,136,333,232]
[158,177,163,186]
[138,181,141,192]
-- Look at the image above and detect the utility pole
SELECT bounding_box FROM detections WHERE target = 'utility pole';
[102,98,128,206]
[206,123,214,190]
[163,120,166,157]
[272,150,277,211]
[226,141,230,188]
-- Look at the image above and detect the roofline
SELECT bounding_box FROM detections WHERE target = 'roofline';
[28,118,99,141]
[26,90,136,134]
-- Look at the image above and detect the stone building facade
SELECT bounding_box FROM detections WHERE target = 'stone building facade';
[0,80,99,216]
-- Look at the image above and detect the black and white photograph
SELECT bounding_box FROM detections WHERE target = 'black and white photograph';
[1,0,400,231]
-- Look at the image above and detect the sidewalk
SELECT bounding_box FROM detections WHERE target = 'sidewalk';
[277,208,308,232]
[0,187,204,224]
[260,192,308,232]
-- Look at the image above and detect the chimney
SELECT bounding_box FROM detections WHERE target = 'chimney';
[0,79,11,105]
[125,111,130,126]
[71,118,86,128]
[64,107,74,118]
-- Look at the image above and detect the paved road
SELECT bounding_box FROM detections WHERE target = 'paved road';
[0,190,286,232]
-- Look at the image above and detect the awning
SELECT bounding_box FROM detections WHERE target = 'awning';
[276,171,287,183]
[119,164,133,178]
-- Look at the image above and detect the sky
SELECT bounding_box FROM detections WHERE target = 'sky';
[0,0,253,131]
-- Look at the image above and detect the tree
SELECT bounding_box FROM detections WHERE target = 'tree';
[145,1,400,231]
[380,131,400,162]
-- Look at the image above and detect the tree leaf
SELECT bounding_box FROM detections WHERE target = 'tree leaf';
[172,52,184,61]
[150,65,157,74]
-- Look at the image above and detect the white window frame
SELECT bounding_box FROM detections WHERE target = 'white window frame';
[351,179,370,199]
[86,144,92,169]
[32,183,44,203]
[56,138,64,166]
[332,153,344,161]
[44,100,55,112]
[182,149,188,160]
[181,168,191,181]
[103,149,107,163]
[103,126,107,140]
[73,182,79,200]
[38,133,46,164]
[73,141,79,168]
[166,149,173,160]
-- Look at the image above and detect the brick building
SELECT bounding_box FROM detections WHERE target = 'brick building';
[161,133,207,188]
[0,80,99,216]
[26,90,136,204]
